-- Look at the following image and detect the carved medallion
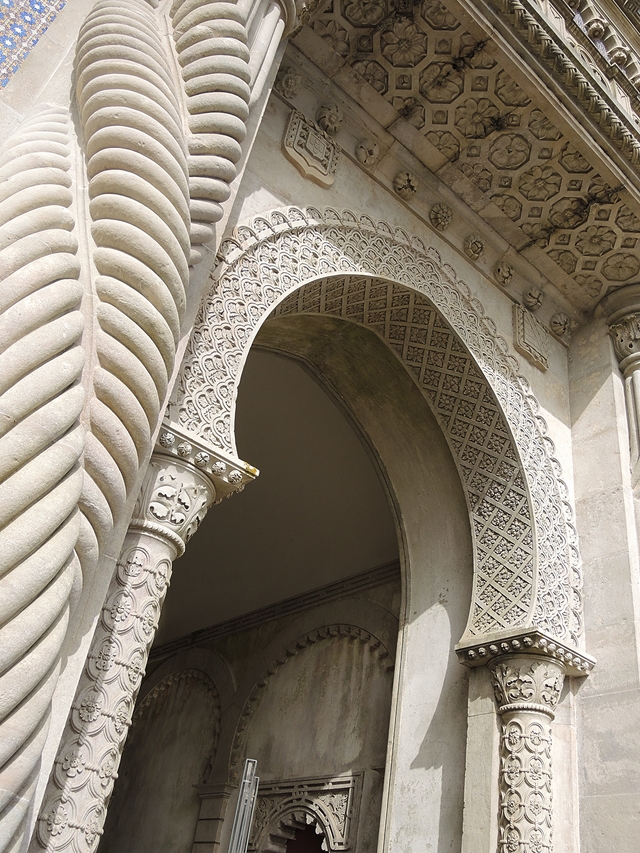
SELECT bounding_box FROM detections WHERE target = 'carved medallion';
[283,110,340,187]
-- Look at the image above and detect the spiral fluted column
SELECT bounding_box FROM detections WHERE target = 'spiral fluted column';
[0,105,85,853]
[169,0,298,263]
[30,424,256,853]
[0,0,296,845]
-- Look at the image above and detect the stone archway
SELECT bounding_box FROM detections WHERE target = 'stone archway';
[172,206,583,651]
[249,775,362,853]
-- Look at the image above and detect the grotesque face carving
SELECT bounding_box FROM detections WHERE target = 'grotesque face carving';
[523,286,545,311]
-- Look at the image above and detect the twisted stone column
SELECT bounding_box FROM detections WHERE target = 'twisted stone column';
[169,0,299,264]
[489,655,565,853]
[602,285,640,481]
[30,425,256,853]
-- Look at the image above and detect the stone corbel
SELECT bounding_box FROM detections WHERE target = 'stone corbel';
[601,283,640,484]
[457,633,594,853]
[31,428,257,853]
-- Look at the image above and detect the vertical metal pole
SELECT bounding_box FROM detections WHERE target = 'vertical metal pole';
[228,760,260,853]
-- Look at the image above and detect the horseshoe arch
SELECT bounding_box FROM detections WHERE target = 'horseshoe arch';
[172,206,583,651]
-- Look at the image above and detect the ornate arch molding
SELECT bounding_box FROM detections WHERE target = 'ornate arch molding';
[249,774,361,853]
[175,206,585,654]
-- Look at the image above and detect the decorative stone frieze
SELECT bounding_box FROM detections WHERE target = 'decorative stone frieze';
[283,110,341,186]
[489,654,566,853]
[514,304,550,371]
[30,429,256,852]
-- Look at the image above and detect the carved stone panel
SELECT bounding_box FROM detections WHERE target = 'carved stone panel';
[283,110,340,186]
[308,0,640,311]
[249,774,362,853]
[513,304,550,371]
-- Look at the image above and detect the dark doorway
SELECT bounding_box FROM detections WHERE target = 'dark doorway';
[285,826,326,853]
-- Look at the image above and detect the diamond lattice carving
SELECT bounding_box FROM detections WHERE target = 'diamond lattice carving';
[174,207,581,645]
[308,0,639,309]
[276,278,534,632]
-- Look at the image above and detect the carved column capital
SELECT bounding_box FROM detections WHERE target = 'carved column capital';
[608,313,640,369]
[488,654,566,720]
[601,283,640,475]
[134,424,258,557]
[456,629,595,676]
[601,282,640,364]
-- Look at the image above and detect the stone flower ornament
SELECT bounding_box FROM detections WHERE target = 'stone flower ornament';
[381,20,427,66]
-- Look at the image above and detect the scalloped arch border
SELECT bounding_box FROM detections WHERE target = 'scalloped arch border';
[176,206,582,647]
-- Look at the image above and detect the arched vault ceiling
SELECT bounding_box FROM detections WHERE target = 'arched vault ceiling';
[293,0,640,313]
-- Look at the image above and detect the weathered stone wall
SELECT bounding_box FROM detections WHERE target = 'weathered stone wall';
[100,671,221,853]
[100,574,400,853]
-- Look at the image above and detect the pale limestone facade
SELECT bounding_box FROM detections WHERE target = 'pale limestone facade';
[1,0,640,851]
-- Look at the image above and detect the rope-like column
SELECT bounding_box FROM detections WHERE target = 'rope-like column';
[30,427,255,853]
[75,0,191,563]
[0,106,85,853]
[1,0,193,845]
[170,0,295,264]
[170,0,252,263]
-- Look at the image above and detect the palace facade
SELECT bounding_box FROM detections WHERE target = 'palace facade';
[1,0,640,851]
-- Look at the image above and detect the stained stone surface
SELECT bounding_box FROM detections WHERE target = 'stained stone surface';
[99,672,220,853]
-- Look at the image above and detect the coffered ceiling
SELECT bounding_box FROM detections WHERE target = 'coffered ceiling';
[292,0,640,315]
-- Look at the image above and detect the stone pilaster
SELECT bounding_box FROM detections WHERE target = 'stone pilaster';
[602,284,640,481]
[30,427,257,853]
[489,655,565,853]
[456,633,594,853]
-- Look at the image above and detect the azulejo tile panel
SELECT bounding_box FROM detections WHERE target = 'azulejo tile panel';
[0,0,65,87]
